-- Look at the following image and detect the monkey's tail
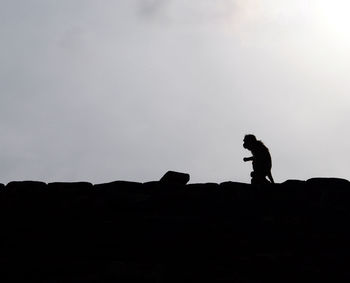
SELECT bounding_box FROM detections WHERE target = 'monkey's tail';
[268,172,275,184]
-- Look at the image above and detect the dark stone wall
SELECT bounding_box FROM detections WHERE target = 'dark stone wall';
[0,177,350,282]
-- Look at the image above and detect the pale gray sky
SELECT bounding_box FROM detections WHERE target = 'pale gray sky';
[1,0,350,184]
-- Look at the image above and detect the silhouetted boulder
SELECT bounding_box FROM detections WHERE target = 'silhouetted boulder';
[94,180,143,193]
[305,178,350,213]
[48,181,93,193]
[219,181,254,202]
[4,181,48,213]
[142,180,162,191]
[160,171,190,185]
[0,177,350,282]
[47,182,94,217]
[6,181,47,194]
[280,179,308,203]
[281,179,306,186]
[306,177,349,187]
[186,182,219,191]
[220,181,250,190]
[93,181,148,212]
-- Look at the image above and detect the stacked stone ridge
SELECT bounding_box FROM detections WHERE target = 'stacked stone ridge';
[0,172,349,282]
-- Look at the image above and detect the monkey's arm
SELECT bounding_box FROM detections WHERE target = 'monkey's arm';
[243,157,253,162]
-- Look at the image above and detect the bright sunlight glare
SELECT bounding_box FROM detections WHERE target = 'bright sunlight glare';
[316,0,350,44]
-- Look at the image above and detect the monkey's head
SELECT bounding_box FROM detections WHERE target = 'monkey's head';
[243,134,257,150]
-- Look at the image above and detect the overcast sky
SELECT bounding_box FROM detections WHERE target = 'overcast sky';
[1,0,350,184]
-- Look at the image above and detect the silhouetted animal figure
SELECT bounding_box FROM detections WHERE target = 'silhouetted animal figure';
[243,134,274,184]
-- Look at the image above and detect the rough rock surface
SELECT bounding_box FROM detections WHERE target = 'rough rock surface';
[0,176,350,282]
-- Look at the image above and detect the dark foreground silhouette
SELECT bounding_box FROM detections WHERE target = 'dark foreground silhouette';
[243,134,275,184]
[0,173,350,282]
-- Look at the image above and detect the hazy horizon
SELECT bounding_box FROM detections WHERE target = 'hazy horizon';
[1,0,350,184]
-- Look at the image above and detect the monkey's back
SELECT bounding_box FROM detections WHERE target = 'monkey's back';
[251,141,272,174]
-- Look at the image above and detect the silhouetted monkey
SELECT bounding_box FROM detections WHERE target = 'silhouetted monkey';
[243,134,274,184]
